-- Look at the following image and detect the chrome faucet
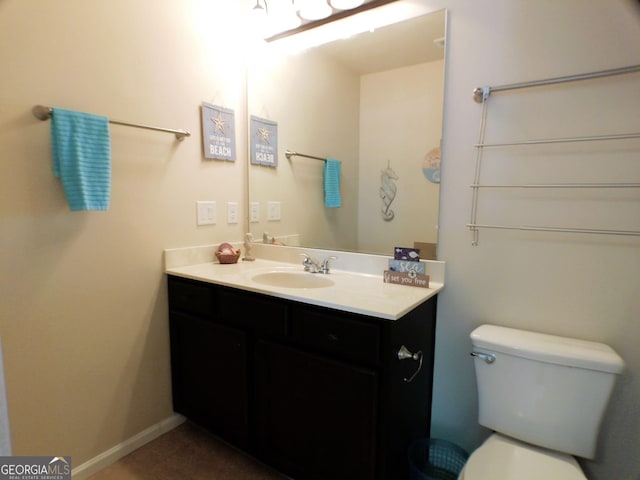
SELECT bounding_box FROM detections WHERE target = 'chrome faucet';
[300,254,337,274]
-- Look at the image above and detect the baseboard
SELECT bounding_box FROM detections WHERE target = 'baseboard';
[71,414,186,479]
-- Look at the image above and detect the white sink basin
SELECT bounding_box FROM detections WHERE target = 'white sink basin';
[251,271,335,289]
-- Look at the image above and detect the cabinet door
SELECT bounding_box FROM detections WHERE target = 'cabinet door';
[255,340,378,480]
[170,312,249,448]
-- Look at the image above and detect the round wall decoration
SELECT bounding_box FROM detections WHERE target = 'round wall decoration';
[422,146,441,183]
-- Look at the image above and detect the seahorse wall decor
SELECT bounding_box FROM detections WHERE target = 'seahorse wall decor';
[380,161,399,221]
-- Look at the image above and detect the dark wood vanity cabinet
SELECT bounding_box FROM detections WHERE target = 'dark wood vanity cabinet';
[168,274,437,480]
[254,340,378,480]
[167,279,250,449]
[169,311,249,447]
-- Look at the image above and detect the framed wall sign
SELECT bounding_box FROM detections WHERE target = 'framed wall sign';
[202,102,236,161]
[250,115,278,167]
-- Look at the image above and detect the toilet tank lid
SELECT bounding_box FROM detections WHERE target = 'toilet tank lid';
[470,325,625,374]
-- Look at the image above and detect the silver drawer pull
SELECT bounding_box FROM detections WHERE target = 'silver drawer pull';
[470,351,496,364]
[397,345,423,383]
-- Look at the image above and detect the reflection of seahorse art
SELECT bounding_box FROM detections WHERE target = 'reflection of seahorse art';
[380,162,399,221]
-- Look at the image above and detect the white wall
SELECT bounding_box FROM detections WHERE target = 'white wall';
[0,339,11,455]
[0,1,638,479]
[0,0,249,466]
[430,1,640,479]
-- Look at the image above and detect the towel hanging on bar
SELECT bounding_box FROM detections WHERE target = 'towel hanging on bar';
[51,107,112,211]
[324,158,342,208]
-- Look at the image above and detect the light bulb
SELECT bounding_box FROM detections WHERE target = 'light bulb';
[297,0,332,20]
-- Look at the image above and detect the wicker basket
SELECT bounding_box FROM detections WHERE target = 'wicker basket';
[215,243,240,264]
[215,250,240,264]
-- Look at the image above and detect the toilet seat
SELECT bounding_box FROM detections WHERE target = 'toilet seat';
[459,433,587,480]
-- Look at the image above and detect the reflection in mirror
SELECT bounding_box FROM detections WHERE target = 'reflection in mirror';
[247,7,446,258]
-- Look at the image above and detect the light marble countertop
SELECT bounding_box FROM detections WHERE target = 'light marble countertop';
[164,243,445,320]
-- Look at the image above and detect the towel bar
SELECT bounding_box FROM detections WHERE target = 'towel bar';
[472,64,640,103]
[32,105,191,141]
[285,149,325,161]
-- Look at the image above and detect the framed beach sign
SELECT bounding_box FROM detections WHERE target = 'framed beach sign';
[250,115,278,167]
[202,102,236,161]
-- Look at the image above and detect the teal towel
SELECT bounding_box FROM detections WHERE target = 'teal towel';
[324,158,342,208]
[51,108,111,211]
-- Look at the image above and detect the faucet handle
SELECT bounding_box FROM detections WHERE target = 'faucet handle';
[299,253,317,272]
[321,256,337,273]
[299,253,313,263]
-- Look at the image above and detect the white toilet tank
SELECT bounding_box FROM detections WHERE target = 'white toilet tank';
[470,324,625,459]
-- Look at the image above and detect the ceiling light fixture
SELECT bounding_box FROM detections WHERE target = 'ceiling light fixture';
[252,0,267,14]
[251,0,391,41]
[297,0,333,20]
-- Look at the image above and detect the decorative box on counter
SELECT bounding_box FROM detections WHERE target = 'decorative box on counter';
[394,247,420,261]
[388,259,426,275]
[384,246,429,288]
[383,270,430,288]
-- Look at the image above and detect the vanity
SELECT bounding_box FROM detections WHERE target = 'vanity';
[165,245,445,480]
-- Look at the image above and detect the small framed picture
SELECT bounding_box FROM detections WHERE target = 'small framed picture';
[250,115,278,167]
[202,102,236,161]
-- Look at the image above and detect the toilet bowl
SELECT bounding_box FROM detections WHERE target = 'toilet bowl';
[458,433,586,480]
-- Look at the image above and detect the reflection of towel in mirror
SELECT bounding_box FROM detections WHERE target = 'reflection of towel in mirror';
[324,158,341,208]
[51,108,112,211]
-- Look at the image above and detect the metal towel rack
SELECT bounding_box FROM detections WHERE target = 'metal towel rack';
[472,64,640,104]
[468,64,640,245]
[285,149,326,162]
[32,105,191,141]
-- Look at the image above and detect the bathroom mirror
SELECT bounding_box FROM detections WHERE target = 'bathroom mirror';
[247,7,446,257]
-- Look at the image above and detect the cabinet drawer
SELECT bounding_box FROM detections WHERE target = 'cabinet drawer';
[291,305,380,365]
[218,288,288,337]
[168,276,215,317]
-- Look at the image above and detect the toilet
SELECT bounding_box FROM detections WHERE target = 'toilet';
[459,324,625,480]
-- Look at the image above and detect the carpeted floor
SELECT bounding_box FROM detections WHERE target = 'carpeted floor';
[88,422,290,480]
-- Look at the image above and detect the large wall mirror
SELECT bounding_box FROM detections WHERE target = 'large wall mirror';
[247,5,446,258]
